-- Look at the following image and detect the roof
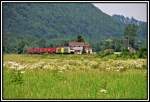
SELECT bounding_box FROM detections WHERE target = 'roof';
[68,41,90,47]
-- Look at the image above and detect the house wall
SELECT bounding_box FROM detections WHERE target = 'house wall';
[72,47,83,54]
[72,47,83,51]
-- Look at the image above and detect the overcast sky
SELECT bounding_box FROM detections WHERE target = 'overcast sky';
[93,3,147,22]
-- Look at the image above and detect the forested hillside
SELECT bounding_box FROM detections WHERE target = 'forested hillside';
[2,3,147,53]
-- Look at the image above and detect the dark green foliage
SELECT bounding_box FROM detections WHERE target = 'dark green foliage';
[98,48,147,59]
[98,49,114,58]
[137,48,147,58]
[17,40,26,54]
[93,38,123,52]
[11,70,24,85]
[124,24,138,48]
[2,3,147,53]
[37,38,47,48]
[112,15,147,41]
[113,40,123,52]
[77,35,85,42]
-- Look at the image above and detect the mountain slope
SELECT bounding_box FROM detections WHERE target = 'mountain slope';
[112,14,147,40]
[3,3,122,40]
[2,3,147,52]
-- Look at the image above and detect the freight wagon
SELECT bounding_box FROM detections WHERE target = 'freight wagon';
[27,48,56,54]
[56,47,64,54]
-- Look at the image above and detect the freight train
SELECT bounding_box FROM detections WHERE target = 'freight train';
[27,41,93,54]
[27,47,75,54]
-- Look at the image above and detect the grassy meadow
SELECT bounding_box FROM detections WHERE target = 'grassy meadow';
[3,54,148,99]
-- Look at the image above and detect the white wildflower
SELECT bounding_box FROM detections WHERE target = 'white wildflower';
[20,71,25,74]
[106,67,111,71]
[58,70,63,73]
[3,63,6,67]
[64,80,67,84]
[119,66,124,69]
[100,89,107,94]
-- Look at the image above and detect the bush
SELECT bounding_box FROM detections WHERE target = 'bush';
[137,48,147,58]
[98,49,114,57]
[11,70,24,85]
[120,50,139,59]
[98,48,147,59]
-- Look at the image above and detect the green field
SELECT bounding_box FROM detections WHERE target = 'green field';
[3,54,148,99]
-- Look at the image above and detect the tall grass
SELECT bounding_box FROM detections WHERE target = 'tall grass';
[3,69,147,99]
[3,54,147,99]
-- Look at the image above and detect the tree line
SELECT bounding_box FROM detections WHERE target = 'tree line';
[3,24,147,54]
